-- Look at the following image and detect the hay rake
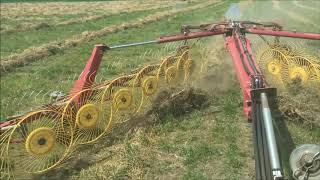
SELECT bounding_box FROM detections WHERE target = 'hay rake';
[257,43,320,90]
[0,44,193,179]
[1,20,320,180]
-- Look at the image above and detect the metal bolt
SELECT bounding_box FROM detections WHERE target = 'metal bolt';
[38,138,46,145]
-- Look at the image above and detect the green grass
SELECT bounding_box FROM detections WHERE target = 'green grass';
[183,170,207,180]
[181,143,217,167]
[70,87,251,179]
[241,2,320,178]
[156,90,246,179]
[1,1,320,179]
[0,7,171,59]
[1,0,117,2]
[214,90,245,180]
[0,0,230,119]
[241,0,320,56]
[280,1,320,19]
[1,13,82,30]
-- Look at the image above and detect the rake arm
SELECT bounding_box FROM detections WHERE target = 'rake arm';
[246,28,320,40]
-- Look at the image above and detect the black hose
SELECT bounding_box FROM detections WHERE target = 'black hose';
[233,32,251,76]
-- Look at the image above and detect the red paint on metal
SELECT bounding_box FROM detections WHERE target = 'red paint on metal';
[225,36,251,118]
[0,120,16,129]
[158,30,226,43]
[246,29,320,40]
[225,32,261,120]
[69,45,107,102]
[244,37,262,74]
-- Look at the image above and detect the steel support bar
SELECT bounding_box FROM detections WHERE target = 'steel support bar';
[0,119,16,129]
[69,44,107,97]
[109,40,157,49]
[246,29,320,40]
[158,30,226,43]
[109,30,226,49]
[225,34,259,121]
[260,93,283,179]
[252,102,272,180]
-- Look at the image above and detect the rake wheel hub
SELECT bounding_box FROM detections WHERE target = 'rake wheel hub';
[142,76,158,96]
[76,104,100,129]
[267,60,281,75]
[113,88,132,110]
[290,66,309,85]
[184,59,193,80]
[25,127,55,156]
[165,66,178,84]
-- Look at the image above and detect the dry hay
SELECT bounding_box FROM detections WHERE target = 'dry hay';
[254,42,320,128]
[278,83,320,128]
[0,42,208,178]
[0,1,176,19]
[0,0,223,73]
[272,0,320,29]
[32,87,210,180]
[1,2,175,33]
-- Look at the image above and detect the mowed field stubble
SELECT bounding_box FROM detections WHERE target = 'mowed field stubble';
[1,0,320,179]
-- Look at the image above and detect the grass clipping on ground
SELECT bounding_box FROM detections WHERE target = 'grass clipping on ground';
[278,83,320,128]
[34,41,255,180]
[34,88,211,179]
[0,0,222,73]
[34,87,254,180]
[1,3,174,34]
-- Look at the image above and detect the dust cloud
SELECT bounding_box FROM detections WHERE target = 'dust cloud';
[194,38,238,95]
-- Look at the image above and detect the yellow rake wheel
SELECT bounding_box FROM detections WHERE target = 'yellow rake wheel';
[1,125,16,179]
[176,49,189,70]
[1,109,73,175]
[156,56,176,83]
[113,88,132,111]
[61,87,111,145]
[102,75,139,124]
[142,77,159,96]
[258,43,320,89]
[176,49,193,83]
[288,66,309,86]
[183,58,194,82]
[132,65,160,113]
[313,63,320,95]
[257,45,290,89]
[267,60,281,75]
[286,55,320,87]
[76,104,99,129]
[175,45,190,57]
[25,127,55,155]
[165,66,179,85]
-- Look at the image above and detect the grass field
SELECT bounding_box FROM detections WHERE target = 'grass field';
[1,0,320,179]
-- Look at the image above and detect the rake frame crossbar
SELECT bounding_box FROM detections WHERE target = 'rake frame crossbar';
[1,20,319,180]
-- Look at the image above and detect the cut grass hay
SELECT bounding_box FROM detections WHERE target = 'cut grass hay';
[31,87,211,180]
[278,84,320,128]
[0,0,223,74]
[0,2,176,34]
[0,1,175,19]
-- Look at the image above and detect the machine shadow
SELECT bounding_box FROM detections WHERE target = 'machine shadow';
[271,100,295,180]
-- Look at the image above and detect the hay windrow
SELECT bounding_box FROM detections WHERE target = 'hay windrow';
[32,88,210,179]
[278,86,320,128]
[0,0,223,74]
[0,1,175,18]
[1,3,174,34]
